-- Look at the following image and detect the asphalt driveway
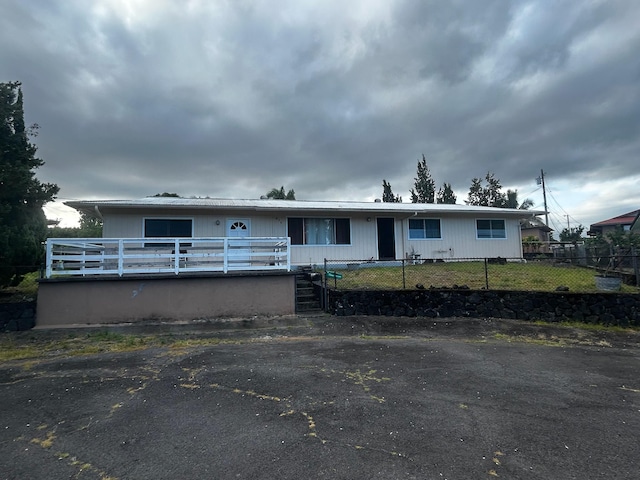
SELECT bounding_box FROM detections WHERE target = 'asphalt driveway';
[1,316,639,479]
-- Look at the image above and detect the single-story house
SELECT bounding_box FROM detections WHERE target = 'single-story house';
[38,197,544,326]
[587,209,640,237]
[64,197,544,266]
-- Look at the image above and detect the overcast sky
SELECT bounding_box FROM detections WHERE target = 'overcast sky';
[2,0,639,231]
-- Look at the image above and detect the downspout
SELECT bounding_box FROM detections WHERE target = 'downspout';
[94,205,104,238]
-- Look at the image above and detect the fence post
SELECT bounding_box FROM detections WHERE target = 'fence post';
[484,258,489,289]
[118,239,124,277]
[323,258,329,312]
[45,239,53,279]
[402,259,406,289]
[633,247,639,287]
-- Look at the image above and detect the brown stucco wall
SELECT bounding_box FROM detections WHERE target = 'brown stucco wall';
[37,273,296,326]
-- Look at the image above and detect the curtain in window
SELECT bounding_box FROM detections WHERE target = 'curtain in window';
[305,218,334,245]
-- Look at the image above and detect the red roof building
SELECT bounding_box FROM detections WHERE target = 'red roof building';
[588,209,640,237]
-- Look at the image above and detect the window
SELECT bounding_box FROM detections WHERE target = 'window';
[144,219,193,237]
[144,219,193,247]
[288,218,350,245]
[476,219,506,239]
[409,218,441,239]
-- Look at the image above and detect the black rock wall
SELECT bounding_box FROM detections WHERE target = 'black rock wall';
[329,289,640,326]
[0,301,37,332]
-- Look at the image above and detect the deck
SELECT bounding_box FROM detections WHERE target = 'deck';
[45,237,291,278]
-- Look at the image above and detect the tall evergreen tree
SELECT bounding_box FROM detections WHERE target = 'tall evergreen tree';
[409,155,435,203]
[465,177,486,206]
[436,182,457,204]
[485,172,507,207]
[382,179,402,203]
[0,81,59,285]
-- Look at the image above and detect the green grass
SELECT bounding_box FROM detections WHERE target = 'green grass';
[533,320,639,334]
[0,331,252,363]
[327,261,638,293]
[0,271,40,300]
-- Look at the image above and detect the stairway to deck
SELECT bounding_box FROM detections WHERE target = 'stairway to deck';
[295,274,322,313]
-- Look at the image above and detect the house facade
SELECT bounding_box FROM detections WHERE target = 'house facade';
[587,209,640,238]
[38,197,544,327]
[65,197,543,265]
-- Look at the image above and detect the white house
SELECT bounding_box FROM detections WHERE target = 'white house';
[64,197,543,267]
[38,197,544,327]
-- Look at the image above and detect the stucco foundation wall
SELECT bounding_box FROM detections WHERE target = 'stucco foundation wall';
[37,273,296,326]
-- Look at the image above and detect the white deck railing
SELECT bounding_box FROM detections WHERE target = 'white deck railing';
[45,237,291,278]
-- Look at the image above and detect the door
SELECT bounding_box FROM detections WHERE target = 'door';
[377,218,396,260]
[226,219,251,266]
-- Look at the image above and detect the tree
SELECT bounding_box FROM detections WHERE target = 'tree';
[409,155,435,203]
[559,225,584,242]
[505,189,534,209]
[266,186,295,200]
[0,82,59,285]
[465,177,486,206]
[47,211,103,238]
[465,172,506,207]
[382,180,402,203]
[78,212,103,237]
[151,192,181,197]
[436,183,457,204]
[586,228,640,249]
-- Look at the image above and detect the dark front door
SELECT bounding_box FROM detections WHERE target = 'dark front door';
[377,218,396,260]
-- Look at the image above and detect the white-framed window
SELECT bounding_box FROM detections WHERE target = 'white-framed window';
[476,219,506,239]
[144,218,193,237]
[408,218,441,239]
[143,218,193,247]
[287,218,351,245]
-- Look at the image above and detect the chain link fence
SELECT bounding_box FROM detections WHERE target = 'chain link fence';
[323,250,639,294]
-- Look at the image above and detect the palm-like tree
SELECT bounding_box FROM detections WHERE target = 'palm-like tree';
[505,189,534,209]
[266,186,296,200]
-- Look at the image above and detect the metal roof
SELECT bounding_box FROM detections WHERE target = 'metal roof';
[589,209,640,227]
[65,197,545,218]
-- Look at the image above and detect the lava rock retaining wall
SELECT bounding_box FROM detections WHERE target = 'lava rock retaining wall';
[0,301,37,332]
[329,289,640,326]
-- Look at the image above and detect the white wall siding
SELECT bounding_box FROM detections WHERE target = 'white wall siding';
[289,216,378,266]
[103,213,143,238]
[402,216,523,260]
[102,209,524,266]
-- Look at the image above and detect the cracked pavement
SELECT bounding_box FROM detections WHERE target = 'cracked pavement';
[1,316,640,479]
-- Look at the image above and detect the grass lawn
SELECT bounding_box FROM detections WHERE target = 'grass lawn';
[325,261,639,293]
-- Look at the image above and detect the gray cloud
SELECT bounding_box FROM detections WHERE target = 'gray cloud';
[1,0,639,230]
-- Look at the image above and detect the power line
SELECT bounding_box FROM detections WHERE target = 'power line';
[546,187,583,227]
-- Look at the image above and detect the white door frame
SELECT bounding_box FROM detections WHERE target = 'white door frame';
[226,219,251,266]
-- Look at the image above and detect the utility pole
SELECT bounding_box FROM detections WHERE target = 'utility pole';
[537,169,549,227]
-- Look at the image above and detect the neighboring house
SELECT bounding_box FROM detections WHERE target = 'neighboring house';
[630,211,640,234]
[587,209,640,237]
[520,217,553,254]
[65,197,544,265]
